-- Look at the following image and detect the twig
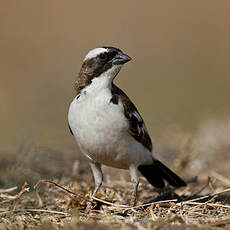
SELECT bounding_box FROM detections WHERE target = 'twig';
[92,196,129,208]
[124,199,178,210]
[183,201,230,209]
[34,180,91,202]
[0,182,29,205]
[211,187,230,196]
[92,195,178,210]
[0,208,70,216]
[211,171,230,187]
[208,177,216,193]
[0,186,18,193]
[35,189,43,207]
[187,195,217,211]
[177,188,230,206]
[191,177,211,197]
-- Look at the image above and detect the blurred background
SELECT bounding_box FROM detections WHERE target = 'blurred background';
[0,1,230,187]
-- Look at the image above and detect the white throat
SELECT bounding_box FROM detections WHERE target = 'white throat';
[84,65,122,94]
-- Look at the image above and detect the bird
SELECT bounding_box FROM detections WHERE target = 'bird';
[68,46,186,206]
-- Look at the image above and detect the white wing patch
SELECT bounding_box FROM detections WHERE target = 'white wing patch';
[84,48,107,61]
[129,111,145,135]
[133,111,144,133]
[133,111,143,123]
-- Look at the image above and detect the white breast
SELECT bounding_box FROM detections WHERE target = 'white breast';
[68,76,152,169]
[68,86,127,165]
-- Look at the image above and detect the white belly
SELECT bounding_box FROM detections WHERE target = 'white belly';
[68,89,152,169]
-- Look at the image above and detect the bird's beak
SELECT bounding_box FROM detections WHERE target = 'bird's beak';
[113,52,132,65]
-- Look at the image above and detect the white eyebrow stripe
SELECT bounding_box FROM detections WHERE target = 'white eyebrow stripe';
[84,48,108,61]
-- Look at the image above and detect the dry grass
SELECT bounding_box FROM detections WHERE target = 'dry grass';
[0,168,230,229]
[0,167,230,229]
[1,118,230,229]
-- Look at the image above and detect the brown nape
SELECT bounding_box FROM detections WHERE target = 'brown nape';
[74,55,113,94]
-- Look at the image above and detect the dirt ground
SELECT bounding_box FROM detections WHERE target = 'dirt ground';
[0,121,230,230]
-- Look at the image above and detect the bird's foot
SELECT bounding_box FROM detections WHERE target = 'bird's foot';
[85,195,99,213]
[130,196,137,207]
[85,201,94,213]
[130,188,138,207]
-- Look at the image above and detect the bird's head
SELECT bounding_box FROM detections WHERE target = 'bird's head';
[75,47,131,93]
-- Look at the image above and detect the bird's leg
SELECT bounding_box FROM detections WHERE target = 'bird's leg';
[91,163,103,198]
[129,165,139,207]
[86,162,103,211]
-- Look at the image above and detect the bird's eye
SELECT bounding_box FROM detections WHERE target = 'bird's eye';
[99,53,108,61]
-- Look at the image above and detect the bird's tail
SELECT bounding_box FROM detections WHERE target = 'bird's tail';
[138,159,186,188]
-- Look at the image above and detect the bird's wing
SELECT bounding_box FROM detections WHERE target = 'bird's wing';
[111,84,152,152]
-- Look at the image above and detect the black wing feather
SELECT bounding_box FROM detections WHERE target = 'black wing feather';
[112,84,152,152]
